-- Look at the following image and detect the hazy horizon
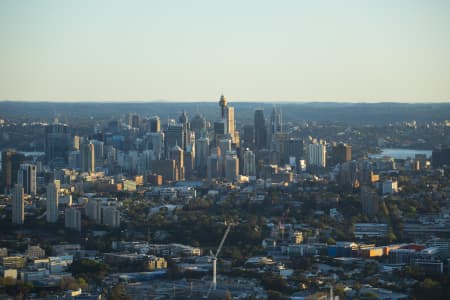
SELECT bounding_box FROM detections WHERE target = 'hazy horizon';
[1,0,450,102]
[1,99,450,105]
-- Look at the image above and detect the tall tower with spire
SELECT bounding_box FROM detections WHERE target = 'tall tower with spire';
[218,94,235,142]
[219,94,227,118]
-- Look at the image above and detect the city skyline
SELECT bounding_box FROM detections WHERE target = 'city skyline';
[1,0,450,103]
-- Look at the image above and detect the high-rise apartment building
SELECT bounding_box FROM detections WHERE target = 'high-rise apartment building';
[102,206,121,228]
[46,181,59,223]
[12,184,24,224]
[65,208,81,231]
[307,141,327,168]
[225,152,239,182]
[80,142,95,174]
[17,164,37,197]
[242,148,256,177]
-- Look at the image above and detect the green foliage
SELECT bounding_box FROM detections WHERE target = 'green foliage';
[261,274,288,293]
[110,284,131,300]
[361,291,378,299]
[290,257,313,271]
[267,290,289,300]
[421,278,439,289]
[70,258,110,284]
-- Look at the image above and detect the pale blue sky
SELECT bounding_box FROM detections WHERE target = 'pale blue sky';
[1,0,449,102]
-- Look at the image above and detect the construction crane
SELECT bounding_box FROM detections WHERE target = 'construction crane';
[205,222,233,298]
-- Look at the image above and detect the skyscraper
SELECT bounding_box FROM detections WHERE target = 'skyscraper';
[242,124,254,149]
[12,184,24,225]
[1,150,25,194]
[333,143,352,165]
[44,122,70,167]
[195,136,210,176]
[207,154,221,180]
[80,142,95,174]
[225,106,235,140]
[91,140,104,167]
[432,146,450,168]
[179,111,190,149]
[149,116,161,133]
[190,114,207,138]
[242,148,256,177]
[218,138,232,158]
[225,152,239,182]
[17,164,37,197]
[270,107,283,134]
[46,181,59,223]
[213,120,226,136]
[169,145,185,181]
[128,113,140,128]
[68,151,81,170]
[219,94,227,118]
[147,132,164,160]
[184,144,195,180]
[282,138,304,165]
[218,95,235,142]
[73,135,80,150]
[307,141,327,168]
[254,109,268,149]
[151,160,179,182]
[166,124,184,155]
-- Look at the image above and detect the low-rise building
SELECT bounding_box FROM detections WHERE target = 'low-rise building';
[2,256,26,269]
[25,245,46,258]
[354,223,388,238]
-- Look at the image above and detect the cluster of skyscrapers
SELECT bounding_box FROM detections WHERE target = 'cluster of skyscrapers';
[1,95,355,227]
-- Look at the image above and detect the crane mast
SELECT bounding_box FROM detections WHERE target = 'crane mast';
[212,224,231,291]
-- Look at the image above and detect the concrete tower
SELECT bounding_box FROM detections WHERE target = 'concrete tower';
[219,94,227,118]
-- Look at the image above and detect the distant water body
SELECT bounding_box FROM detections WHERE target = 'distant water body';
[369,148,432,160]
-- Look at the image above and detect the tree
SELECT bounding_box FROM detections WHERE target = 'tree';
[70,258,110,284]
[267,290,289,300]
[261,274,288,293]
[422,278,438,289]
[60,276,80,290]
[110,284,130,300]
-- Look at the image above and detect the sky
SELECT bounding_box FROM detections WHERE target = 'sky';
[1,0,449,103]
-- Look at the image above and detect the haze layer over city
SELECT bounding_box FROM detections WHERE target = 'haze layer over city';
[1,1,450,300]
